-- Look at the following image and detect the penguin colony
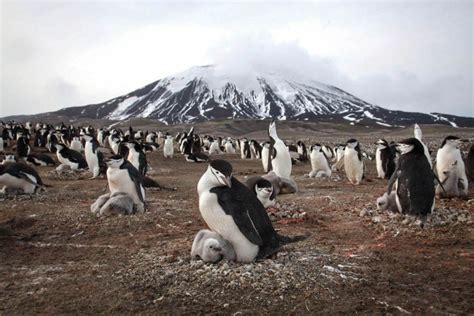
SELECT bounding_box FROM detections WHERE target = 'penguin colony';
[0,120,472,264]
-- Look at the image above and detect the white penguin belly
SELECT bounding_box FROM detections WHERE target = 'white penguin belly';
[85,144,99,170]
[344,151,363,184]
[163,141,174,158]
[199,192,259,262]
[0,174,36,194]
[107,169,144,205]
[375,150,385,178]
[272,141,292,179]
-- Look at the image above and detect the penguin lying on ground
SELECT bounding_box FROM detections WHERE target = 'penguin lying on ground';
[26,153,57,166]
[198,160,307,263]
[91,192,135,216]
[54,143,87,170]
[376,192,398,212]
[0,162,47,194]
[191,229,236,263]
[243,177,276,208]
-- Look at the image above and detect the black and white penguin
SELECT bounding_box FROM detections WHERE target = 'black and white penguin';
[375,139,396,179]
[0,162,45,194]
[26,153,56,166]
[268,121,292,179]
[197,160,306,263]
[126,141,147,176]
[435,136,468,197]
[191,229,236,263]
[250,140,262,159]
[343,139,364,185]
[296,141,308,162]
[244,176,276,208]
[54,143,87,170]
[388,138,436,217]
[183,137,209,163]
[208,137,222,155]
[240,138,252,159]
[105,155,145,212]
[163,134,174,158]
[83,134,106,179]
[309,144,332,178]
[261,142,271,172]
[16,134,31,159]
[224,138,236,154]
[334,144,345,164]
[69,136,83,152]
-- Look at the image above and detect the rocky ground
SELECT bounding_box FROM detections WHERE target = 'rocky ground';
[0,123,473,314]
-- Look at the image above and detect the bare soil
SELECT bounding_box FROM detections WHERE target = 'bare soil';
[1,123,473,315]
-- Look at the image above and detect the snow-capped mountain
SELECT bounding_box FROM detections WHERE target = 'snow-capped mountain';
[51,65,472,127]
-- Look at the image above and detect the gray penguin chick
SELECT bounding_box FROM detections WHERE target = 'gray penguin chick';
[99,192,135,216]
[91,193,110,214]
[191,229,236,263]
[376,191,398,212]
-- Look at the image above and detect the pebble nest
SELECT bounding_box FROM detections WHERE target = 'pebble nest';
[46,169,88,180]
[116,245,367,308]
[356,200,473,234]
[267,203,307,221]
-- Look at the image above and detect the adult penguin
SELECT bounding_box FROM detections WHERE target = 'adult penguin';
[375,139,396,179]
[126,141,147,176]
[308,143,331,178]
[163,133,174,158]
[0,162,46,194]
[54,143,87,170]
[435,136,468,197]
[268,121,292,179]
[105,155,145,213]
[296,141,308,162]
[15,133,31,159]
[197,160,306,263]
[83,134,106,179]
[244,176,276,208]
[343,139,364,185]
[261,142,271,172]
[388,138,436,217]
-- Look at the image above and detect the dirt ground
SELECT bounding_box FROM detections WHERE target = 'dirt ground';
[1,123,473,314]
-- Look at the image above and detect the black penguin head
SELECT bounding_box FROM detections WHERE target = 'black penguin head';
[208,160,233,188]
[346,139,359,149]
[104,155,125,168]
[255,179,273,195]
[311,143,322,152]
[375,139,388,149]
[396,138,424,155]
[441,136,467,149]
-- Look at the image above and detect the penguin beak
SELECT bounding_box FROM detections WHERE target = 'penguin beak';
[223,176,232,188]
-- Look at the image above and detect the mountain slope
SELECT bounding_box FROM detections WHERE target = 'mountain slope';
[50,65,473,127]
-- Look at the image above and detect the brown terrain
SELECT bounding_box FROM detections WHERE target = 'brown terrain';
[1,120,473,314]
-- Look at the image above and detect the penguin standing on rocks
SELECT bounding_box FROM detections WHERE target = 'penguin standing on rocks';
[105,155,145,213]
[375,139,396,179]
[197,160,306,263]
[261,142,271,172]
[0,162,46,194]
[126,141,147,176]
[83,134,106,179]
[26,153,56,166]
[296,141,308,162]
[309,144,332,178]
[224,139,236,154]
[244,176,276,208]
[388,138,436,217]
[268,121,292,179]
[16,134,31,160]
[343,139,364,185]
[435,136,468,197]
[240,138,251,159]
[163,133,174,158]
[54,143,87,170]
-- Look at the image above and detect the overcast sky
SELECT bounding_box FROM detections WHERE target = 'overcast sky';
[1,0,472,117]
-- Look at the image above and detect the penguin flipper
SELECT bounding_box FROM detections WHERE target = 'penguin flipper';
[211,186,263,246]
[387,168,401,195]
[121,162,145,204]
